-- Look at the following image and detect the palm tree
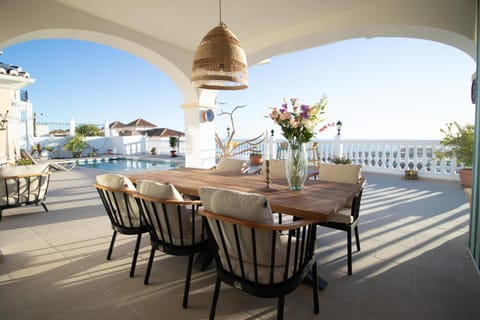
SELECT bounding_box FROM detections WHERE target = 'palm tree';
[63,135,89,158]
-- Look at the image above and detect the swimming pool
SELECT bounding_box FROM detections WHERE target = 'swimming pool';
[76,157,183,172]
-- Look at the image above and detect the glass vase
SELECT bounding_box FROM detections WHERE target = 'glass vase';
[285,139,308,191]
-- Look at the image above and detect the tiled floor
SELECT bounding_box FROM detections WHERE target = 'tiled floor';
[0,167,479,320]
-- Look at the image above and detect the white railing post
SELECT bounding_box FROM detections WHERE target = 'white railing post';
[334,134,342,157]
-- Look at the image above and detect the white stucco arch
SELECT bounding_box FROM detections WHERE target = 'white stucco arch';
[248,25,476,67]
[3,28,200,104]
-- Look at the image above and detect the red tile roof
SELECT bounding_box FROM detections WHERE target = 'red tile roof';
[109,121,126,128]
[126,118,156,128]
[143,128,185,137]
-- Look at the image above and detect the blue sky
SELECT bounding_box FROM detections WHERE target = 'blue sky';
[1,37,475,140]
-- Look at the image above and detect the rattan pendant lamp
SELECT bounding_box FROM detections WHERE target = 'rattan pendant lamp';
[191,0,248,90]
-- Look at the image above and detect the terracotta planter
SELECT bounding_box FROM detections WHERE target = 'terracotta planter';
[249,154,263,166]
[170,150,177,157]
[459,168,472,188]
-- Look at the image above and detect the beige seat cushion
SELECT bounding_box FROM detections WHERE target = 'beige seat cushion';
[0,164,50,206]
[262,159,286,178]
[200,187,295,284]
[327,208,354,224]
[215,158,247,173]
[318,164,361,221]
[96,173,136,190]
[136,180,203,245]
[96,174,140,227]
[199,187,273,223]
[318,163,361,184]
[0,163,49,177]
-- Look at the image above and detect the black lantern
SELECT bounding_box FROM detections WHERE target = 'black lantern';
[336,120,343,135]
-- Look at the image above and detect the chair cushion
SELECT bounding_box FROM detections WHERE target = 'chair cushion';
[318,164,361,184]
[215,158,247,173]
[0,163,49,177]
[137,180,204,245]
[327,208,354,224]
[262,159,286,178]
[200,188,292,284]
[96,174,136,190]
[219,234,299,284]
[0,164,50,206]
[199,187,273,223]
[96,174,139,226]
[136,179,183,200]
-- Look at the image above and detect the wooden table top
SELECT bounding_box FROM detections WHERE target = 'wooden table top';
[128,168,362,222]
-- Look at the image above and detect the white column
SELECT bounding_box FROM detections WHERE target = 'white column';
[334,134,343,157]
[104,120,110,137]
[69,118,75,136]
[182,102,216,168]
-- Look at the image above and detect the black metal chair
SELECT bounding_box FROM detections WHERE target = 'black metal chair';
[316,164,365,275]
[94,174,150,278]
[134,180,208,309]
[199,187,319,320]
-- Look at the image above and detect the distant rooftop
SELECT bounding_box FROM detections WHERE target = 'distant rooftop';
[143,127,185,137]
[125,118,156,128]
[0,62,30,78]
[109,120,126,129]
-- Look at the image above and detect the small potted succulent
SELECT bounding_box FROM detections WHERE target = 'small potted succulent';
[150,147,157,155]
[331,155,352,164]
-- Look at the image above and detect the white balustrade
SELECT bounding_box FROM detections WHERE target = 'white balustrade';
[32,135,460,181]
[313,139,459,181]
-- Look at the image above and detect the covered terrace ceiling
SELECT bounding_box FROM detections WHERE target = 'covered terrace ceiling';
[0,0,476,101]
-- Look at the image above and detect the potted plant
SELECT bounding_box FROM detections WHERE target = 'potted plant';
[63,135,89,158]
[150,147,157,155]
[331,155,352,164]
[249,149,263,166]
[437,121,474,187]
[88,148,99,157]
[169,136,179,157]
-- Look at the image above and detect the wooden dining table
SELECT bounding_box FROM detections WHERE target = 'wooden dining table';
[128,167,362,222]
[129,167,364,288]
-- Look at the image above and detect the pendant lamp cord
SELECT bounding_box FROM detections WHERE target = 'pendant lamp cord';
[219,0,222,24]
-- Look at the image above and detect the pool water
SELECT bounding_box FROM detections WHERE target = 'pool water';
[77,158,183,172]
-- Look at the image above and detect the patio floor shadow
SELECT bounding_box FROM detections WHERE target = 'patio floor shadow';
[0,168,479,320]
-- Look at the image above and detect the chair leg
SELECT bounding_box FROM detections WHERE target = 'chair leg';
[40,202,48,212]
[182,254,194,309]
[107,231,117,260]
[144,247,156,285]
[209,277,221,320]
[277,295,285,320]
[354,225,361,251]
[347,228,352,275]
[130,233,142,278]
[311,262,319,314]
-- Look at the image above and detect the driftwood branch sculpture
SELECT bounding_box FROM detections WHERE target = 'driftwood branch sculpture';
[215,105,265,159]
